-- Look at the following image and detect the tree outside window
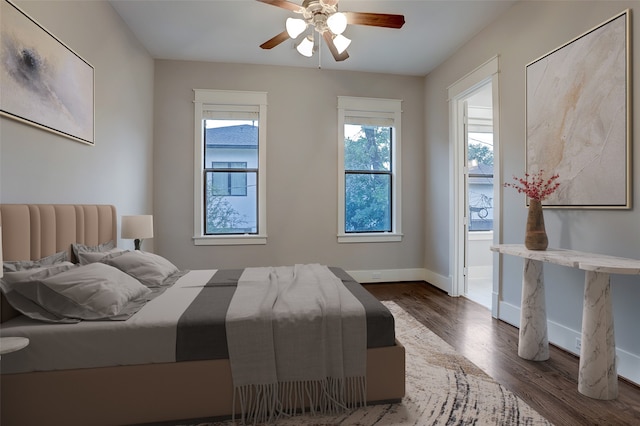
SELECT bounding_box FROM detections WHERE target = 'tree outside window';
[344,125,392,232]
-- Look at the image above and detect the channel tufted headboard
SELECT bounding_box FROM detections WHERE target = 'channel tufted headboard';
[0,204,117,322]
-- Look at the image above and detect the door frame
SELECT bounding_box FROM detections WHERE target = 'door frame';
[448,56,501,318]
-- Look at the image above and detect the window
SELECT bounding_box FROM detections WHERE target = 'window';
[467,105,494,232]
[337,97,402,243]
[193,90,267,245]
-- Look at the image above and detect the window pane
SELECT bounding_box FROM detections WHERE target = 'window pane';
[204,119,257,235]
[205,171,257,234]
[468,131,493,231]
[211,162,247,196]
[204,120,258,169]
[468,190,493,231]
[467,132,493,169]
[344,125,390,171]
[345,173,391,232]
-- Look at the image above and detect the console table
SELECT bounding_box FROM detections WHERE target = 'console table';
[490,244,640,400]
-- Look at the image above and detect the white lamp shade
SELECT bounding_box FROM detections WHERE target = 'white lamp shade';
[286,17,306,39]
[327,12,347,35]
[296,36,314,57]
[333,34,351,54]
[121,215,154,239]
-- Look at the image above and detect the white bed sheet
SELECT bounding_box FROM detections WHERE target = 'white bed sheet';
[0,270,216,374]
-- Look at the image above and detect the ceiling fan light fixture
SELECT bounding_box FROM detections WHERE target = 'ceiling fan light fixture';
[333,34,351,54]
[327,12,347,35]
[286,17,307,38]
[296,35,314,57]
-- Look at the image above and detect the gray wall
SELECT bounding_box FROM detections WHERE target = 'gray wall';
[425,1,639,383]
[153,61,425,272]
[0,0,155,250]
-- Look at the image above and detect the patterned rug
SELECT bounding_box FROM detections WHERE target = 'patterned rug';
[187,302,552,426]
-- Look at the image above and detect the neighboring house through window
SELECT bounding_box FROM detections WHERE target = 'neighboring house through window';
[337,96,402,243]
[193,89,267,245]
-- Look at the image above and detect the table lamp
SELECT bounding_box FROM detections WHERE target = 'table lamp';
[121,215,153,250]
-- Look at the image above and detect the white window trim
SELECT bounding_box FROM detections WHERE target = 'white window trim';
[337,96,403,243]
[193,89,267,246]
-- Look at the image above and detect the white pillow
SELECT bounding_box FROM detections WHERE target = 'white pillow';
[0,263,81,323]
[101,251,179,288]
[72,241,116,263]
[77,247,126,265]
[3,251,69,272]
[11,263,151,320]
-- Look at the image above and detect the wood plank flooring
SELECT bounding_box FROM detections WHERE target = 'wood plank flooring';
[364,281,640,426]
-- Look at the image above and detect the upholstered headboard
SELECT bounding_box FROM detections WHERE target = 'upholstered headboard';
[0,204,117,322]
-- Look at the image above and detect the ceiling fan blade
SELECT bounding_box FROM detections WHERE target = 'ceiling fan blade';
[323,32,349,62]
[256,0,304,13]
[344,12,405,29]
[260,30,290,49]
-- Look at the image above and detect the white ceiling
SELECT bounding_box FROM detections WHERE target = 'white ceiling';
[109,0,518,76]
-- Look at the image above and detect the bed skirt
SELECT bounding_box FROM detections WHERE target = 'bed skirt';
[1,341,405,426]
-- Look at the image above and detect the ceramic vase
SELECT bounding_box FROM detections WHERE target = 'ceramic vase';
[525,199,548,250]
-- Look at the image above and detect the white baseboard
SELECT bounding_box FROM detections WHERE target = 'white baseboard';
[498,300,640,386]
[424,269,451,293]
[346,268,426,284]
[347,268,452,294]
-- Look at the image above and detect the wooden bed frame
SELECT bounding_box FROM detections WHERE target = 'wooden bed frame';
[0,204,405,426]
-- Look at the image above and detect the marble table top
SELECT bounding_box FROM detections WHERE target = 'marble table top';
[491,244,640,275]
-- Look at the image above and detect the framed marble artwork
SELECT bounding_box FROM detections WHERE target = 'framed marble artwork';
[0,0,94,145]
[526,10,630,209]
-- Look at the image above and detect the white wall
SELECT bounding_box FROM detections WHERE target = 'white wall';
[153,61,425,274]
[424,1,640,383]
[0,0,155,250]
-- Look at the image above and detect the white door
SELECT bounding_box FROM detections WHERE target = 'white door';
[464,87,494,309]
[448,56,500,318]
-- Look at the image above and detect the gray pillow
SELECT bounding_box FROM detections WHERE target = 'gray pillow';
[72,240,116,263]
[9,263,151,320]
[3,251,69,273]
[101,251,179,288]
[0,263,81,323]
[77,247,126,265]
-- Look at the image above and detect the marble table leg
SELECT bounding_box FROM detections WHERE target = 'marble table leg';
[518,258,549,361]
[578,271,618,400]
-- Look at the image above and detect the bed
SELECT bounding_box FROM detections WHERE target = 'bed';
[0,204,405,426]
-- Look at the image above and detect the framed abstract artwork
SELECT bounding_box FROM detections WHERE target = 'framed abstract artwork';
[0,0,94,145]
[525,10,631,208]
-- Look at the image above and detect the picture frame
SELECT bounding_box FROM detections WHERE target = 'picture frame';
[0,0,94,145]
[525,10,631,209]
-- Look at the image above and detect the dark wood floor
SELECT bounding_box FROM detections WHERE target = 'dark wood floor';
[364,281,640,426]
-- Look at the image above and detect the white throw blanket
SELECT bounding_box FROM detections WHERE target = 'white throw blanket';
[225,264,367,424]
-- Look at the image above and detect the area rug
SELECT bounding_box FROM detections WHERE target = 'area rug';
[188,301,552,426]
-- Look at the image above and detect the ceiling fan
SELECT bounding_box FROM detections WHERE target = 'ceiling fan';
[257,0,405,62]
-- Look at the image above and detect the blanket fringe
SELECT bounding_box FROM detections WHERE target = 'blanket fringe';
[232,376,366,425]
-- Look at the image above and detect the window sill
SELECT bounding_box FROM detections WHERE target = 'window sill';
[193,235,267,246]
[337,233,403,243]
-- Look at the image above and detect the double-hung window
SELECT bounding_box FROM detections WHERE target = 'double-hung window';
[193,90,267,245]
[337,97,402,243]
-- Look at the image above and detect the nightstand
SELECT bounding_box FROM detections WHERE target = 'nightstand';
[0,336,29,355]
